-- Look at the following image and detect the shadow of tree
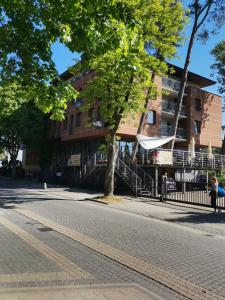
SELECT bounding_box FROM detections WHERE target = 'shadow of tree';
[164,210,225,224]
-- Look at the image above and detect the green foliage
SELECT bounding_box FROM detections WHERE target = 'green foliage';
[0,0,144,120]
[81,0,186,134]
[216,172,225,186]
[211,40,225,94]
[0,101,45,159]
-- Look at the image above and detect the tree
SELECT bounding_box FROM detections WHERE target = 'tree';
[0,1,142,119]
[211,40,225,154]
[131,0,186,161]
[211,40,225,94]
[82,0,185,196]
[0,83,45,178]
[171,0,225,150]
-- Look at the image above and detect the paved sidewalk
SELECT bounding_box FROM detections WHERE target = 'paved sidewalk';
[2,177,225,238]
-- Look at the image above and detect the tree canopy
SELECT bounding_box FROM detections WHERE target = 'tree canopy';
[81,0,186,195]
[211,40,225,94]
[0,0,143,119]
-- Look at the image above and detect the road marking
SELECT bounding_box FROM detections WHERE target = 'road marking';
[14,208,225,300]
[0,272,71,283]
[0,208,10,215]
[0,217,91,280]
[0,283,162,300]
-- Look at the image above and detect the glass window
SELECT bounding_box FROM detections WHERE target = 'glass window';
[89,108,95,122]
[194,120,201,134]
[195,98,201,111]
[69,115,74,135]
[63,116,68,130]
[76,112,81,127]
[147,111,156,124]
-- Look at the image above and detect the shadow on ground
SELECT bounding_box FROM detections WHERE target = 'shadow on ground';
[164,211,225,224]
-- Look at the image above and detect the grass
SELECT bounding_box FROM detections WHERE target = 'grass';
[85,195,124,204]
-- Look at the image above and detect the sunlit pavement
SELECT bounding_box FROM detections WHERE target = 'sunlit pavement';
[1,178,225,299]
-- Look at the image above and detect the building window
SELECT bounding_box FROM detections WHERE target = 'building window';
[63,116,68,130]
[76,112,81,127]
[69,115,74,135]
[195,98,201,111]
[147,111,156,125]
[194,120,201,134]
[89,108,95,122]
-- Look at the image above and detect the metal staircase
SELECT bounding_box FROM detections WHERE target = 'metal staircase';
[79,151,155,197]
[116,153,154,196]
[79,154,97,184]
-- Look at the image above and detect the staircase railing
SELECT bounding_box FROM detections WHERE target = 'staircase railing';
[79,151,155,196]
[115,155,143,196]
[119,152,155,196]
[80,153,97,182]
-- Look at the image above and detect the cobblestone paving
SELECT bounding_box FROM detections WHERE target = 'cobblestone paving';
[15,196,225,298]
[0,199,186,299]
[1,179,225,299]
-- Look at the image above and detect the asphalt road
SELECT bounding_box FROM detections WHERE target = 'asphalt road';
[0,178,225,300]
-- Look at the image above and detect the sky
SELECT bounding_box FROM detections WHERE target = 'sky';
[51,18,225,124]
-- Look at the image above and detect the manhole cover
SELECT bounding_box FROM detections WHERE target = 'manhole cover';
[38,227,53,232]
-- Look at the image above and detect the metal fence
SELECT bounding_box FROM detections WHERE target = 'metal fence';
[161,180,225,209]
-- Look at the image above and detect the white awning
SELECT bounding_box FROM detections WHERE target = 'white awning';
[137,134,175,150]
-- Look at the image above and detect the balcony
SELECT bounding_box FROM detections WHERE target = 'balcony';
[161,100,187,118]
[162,77,181,92]
[160,125,186,140]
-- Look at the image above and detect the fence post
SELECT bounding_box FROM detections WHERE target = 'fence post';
[154,166,158,197]
[182,168,186,193]
[135,172,138,197]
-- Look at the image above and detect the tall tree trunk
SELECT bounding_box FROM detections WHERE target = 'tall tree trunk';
[170,0,213,150]
[170,22,198,150]
[131,70,156,162]
[11,155,17,179]
[104,132,117,196]
[104,75,134,196]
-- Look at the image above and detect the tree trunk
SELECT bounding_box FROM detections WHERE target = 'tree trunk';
[131,71,156,162]
[170,21,198,150]
[11,156,17,179]
[104,132,117,196]
[171,0,213,150]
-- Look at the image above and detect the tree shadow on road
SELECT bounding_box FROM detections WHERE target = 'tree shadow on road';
[164,211,225,224]
[0,196,69,209]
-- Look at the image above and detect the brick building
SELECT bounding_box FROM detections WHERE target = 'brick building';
[24,64,222,185]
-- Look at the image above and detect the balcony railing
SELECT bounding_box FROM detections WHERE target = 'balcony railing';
[136,149,225,170]
[162,77,181,93]
[59,151,225,171]
[160,125,186,139]
[162,100,186,116]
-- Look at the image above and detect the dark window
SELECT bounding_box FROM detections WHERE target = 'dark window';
[76,112,81,127]
[69,115,74,135]
[147,111,156,124]
[63,116,68,130]
[52,121,56,136]
[194,120,201,134]
[195,98,201,111]
[57,122,61,136]
[89,108,95,122]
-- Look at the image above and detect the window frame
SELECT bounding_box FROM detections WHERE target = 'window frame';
[195,98,201,111]
[76,112,81,127]
[194,120,201,134]
[69,115,74,135]
[146,110,156,125]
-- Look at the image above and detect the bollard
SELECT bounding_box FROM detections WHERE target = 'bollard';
[44,182,47,190]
